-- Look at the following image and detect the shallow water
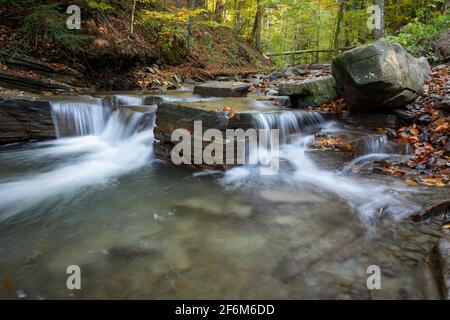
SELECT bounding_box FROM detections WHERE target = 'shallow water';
[0,94,443,300]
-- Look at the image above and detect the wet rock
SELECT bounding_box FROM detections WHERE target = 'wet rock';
[154,99,278,169]
[435,29,450,62]
[260,190,326,204]
[438,96,450,112]
[411,200,450,222]
[267,72,284,81]
[272,256,305,284]
[0,98,56,144]
[306,149,354,170]
[332,40,431,112]
[193,81,251,98]
[265,89,278,96]
[178,198,252,219]
[279,75,337,108]
[165,243,192,272]
[423,236,450,299]
[284,66,298,77]
[267,96,291,108]
[342,112,401,129]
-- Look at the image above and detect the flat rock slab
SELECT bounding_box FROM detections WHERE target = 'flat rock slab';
[0,98,56,144]
[279,75,337,108]
[155,98,279,133]
[193,81,251,98]
[154,99,280,169]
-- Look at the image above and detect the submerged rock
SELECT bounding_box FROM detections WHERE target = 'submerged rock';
[178,197,253,219]
[260,190,326,204]
[0,98,56,144]
[279,75,337,108]
[332,40,431,112]
[193,81,251,98]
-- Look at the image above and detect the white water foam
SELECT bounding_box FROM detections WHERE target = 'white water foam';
[217,113,420,229]
[0,100,155,220]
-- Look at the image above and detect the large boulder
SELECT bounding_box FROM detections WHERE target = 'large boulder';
[193,81,251,98]
[332,40,431,112]
[279,75,338,108]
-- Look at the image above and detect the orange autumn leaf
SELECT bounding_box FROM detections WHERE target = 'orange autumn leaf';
[404,178,419,186]
[223,107,236,119]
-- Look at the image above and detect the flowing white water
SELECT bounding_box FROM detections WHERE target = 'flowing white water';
[0,99,156,220]
[51,101,110,137]
[0,96,418,227]
[218,112,420,229]
[252,110,323,144]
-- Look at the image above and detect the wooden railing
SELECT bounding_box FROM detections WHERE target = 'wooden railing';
[266,47,355,57]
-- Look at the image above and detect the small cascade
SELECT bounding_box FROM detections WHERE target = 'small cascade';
[50,99,111,137]
[101,107,156,141]
[114,95,147,107]
[0,97,157,218]
[50,96,156,139]
[252,110,323,144]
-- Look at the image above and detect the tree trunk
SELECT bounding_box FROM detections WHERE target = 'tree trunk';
[332,0,345,55]
[373,0,385,40]
[251,0,263,52]
[315,0,321,63]
[130,0,137,35]
[185,0,196,56]
[235,0,242,33]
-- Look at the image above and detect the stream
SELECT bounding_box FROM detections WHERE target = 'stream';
[0,92,444,299]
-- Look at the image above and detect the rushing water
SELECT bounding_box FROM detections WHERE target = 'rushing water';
[0,94,443,299]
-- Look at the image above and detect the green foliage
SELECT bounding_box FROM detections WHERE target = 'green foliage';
[138,10,185,52]
[387,14,450,62]
[203,32,213,49]
[2,1,90,56]
[86,0,114,12]
[138,8,206,52]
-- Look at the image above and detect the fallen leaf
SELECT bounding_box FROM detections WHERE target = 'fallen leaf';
[404,178,419,186]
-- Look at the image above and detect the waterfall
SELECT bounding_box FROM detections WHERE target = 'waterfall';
[0,98,156,219]
[252,110,323,144]
[50,99,111,137]
[50,97,155,139]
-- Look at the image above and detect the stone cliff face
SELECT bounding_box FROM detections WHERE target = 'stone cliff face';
[0,98,56,144]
